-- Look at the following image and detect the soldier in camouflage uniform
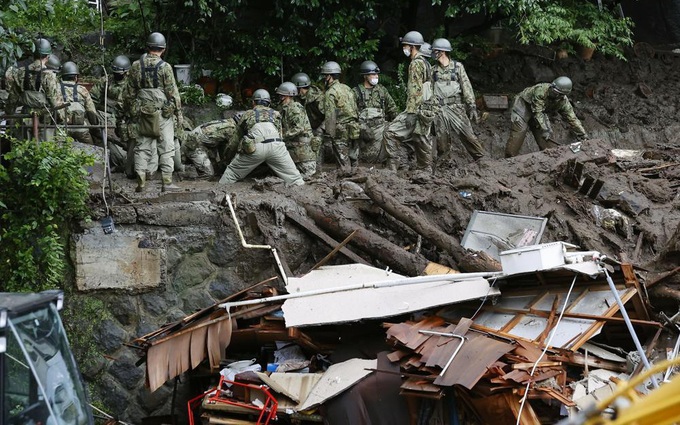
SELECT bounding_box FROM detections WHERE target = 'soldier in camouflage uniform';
[382,31,434,172]
[505,76,587,158]
[353,60,398,163]
[320,61,360,175]
[4,38,65,139]
[292,72,325,166]
[123,32,183,192]
[58,61,100,145]
[431,38,485,162]
[276,81,317,178]
[218,89,304,186]
[90,55,132,172]
[182,96,239,179]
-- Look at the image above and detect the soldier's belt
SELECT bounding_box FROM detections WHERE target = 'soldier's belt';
[261,138,283,144]
[438,98,463,106]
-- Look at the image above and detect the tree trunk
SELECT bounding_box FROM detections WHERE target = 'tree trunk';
[362,177,502,272]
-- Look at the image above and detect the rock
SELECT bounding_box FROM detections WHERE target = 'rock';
[137,381,174,412]
[112,205,138,224]
[181,286,217,313]
[207,232,242,266]
[172,252,216,292]
[108,348,145,390]
[106,295,139,326]
[96,375,132,416]
[136,201,221,226]
[96,318,129,353]
[207,269,248,299]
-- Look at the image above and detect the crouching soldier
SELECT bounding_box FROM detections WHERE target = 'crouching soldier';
[276,81,317,178]
[218,89,304,186]
[59,61,100,144]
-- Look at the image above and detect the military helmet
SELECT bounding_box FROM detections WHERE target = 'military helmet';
[321,61,342,75]
[34,38,52,56]
[291,72,311,88]
[432,38,452,52]
[252,89,271,105]
[275,81,298,97]
[62,61,79,77]
[46,54,61,71]
[400,31,424,46]
[551,76,573,95]
[111,55,131,74]
[359,60,380,75]
[147,32,167,49]
[419,42,432,58]
[216,93,233,109]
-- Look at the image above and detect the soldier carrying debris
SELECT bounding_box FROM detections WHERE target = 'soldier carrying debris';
[505,76,588,158]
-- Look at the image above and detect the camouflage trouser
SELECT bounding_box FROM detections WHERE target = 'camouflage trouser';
[327,124,359,173]
[505,98,558,158]
[184,145,214,178]
[286,136,317,178]
[108,142,127,171]
[218,141,304,186]
[135,114,174,175]
[358,117,387,163]
[382,111,432,171]
[433,104,485,161]
[67,128,93,145]
[296,161,317,178]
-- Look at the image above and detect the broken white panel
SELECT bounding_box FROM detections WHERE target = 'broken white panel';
[256,372,322,403]
[581,342,627,363]
[283,264,500,327]
[500,242,579,275]
[296,358,376,411]
[461,210,547,261]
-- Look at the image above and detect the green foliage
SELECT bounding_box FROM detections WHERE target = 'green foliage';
[379,62,408,112]
[0,138,94,292]
[179,82,209,105]
[61,293,109,376]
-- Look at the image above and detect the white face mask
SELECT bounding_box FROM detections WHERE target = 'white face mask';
[369,77,379,86]
[403,47,411,57]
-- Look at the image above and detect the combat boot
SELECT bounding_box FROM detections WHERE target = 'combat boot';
[135,172,146,193]
[161,173,181,192]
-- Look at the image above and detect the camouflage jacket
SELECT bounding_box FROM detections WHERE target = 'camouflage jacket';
[299,84,325,129]
[5,59,65,120]
[185,119,237,152]
[280,100,312,140]
[406,53,431,113]
[517,83,586,136]
[90,75,126,119]
[237,105,282,140]
[122,52,182,121]
[433,60,475,108]
[352,83,398,121]
[59,80,100,125]
[323,79,359,125]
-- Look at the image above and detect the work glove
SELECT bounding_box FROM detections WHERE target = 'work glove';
[467,106,479,124]
[541,130,554,142]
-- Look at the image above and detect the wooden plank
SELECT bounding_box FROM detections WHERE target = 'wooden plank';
[285,209,369,265]
[621,263,651,320]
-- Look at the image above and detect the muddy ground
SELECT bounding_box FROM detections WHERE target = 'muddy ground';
[103,46,680,313]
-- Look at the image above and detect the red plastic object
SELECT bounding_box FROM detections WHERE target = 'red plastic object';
[187,376,278,425]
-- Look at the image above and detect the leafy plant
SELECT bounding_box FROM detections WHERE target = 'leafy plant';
[0,138,94,292]
[179,82,209,105]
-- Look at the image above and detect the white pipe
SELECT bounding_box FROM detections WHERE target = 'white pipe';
[418,330,467,377]
[220,271,502,311]
[225,194,288,285]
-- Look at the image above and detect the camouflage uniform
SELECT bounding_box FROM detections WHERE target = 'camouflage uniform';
[322,79,360,173]
[4,60,65,139]
[218,105,304,186]
[353,83,397,163]
[122,52,182,179]
[505,83,587,158]
[432,60,485,161]
[182,118,238,178]
[58,79,99,144]
[299,84,325,163]
[90,75,129,170]
[383,53,433,171]
[280,99,316,178]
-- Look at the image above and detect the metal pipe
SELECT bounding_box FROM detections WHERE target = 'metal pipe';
[601,262,659,388]
[225,194,288,285]
[220,272,499,311]
[418,330,467,377]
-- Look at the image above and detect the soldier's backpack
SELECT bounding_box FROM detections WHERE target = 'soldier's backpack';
[20,64,48,109]
[137,54,166,138]
[60,82,86,125]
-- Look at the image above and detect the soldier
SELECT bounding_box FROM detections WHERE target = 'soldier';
[182,94,239,179]
[4,38,65,139]
[352,60,398,163]
[292,72,325,165]
[46,54,61,73]
[90,55,132,172]
[276,81,317,178]
[218,89,304,186]
[382,30,434,172]
[123,32,183,192]
[320,61,360,175]
[431,38,485,162]
[505,76,588,158]
[58,61,100,145]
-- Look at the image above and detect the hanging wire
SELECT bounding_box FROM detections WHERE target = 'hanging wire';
[515,273,578,424]
[96,0,112,216]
